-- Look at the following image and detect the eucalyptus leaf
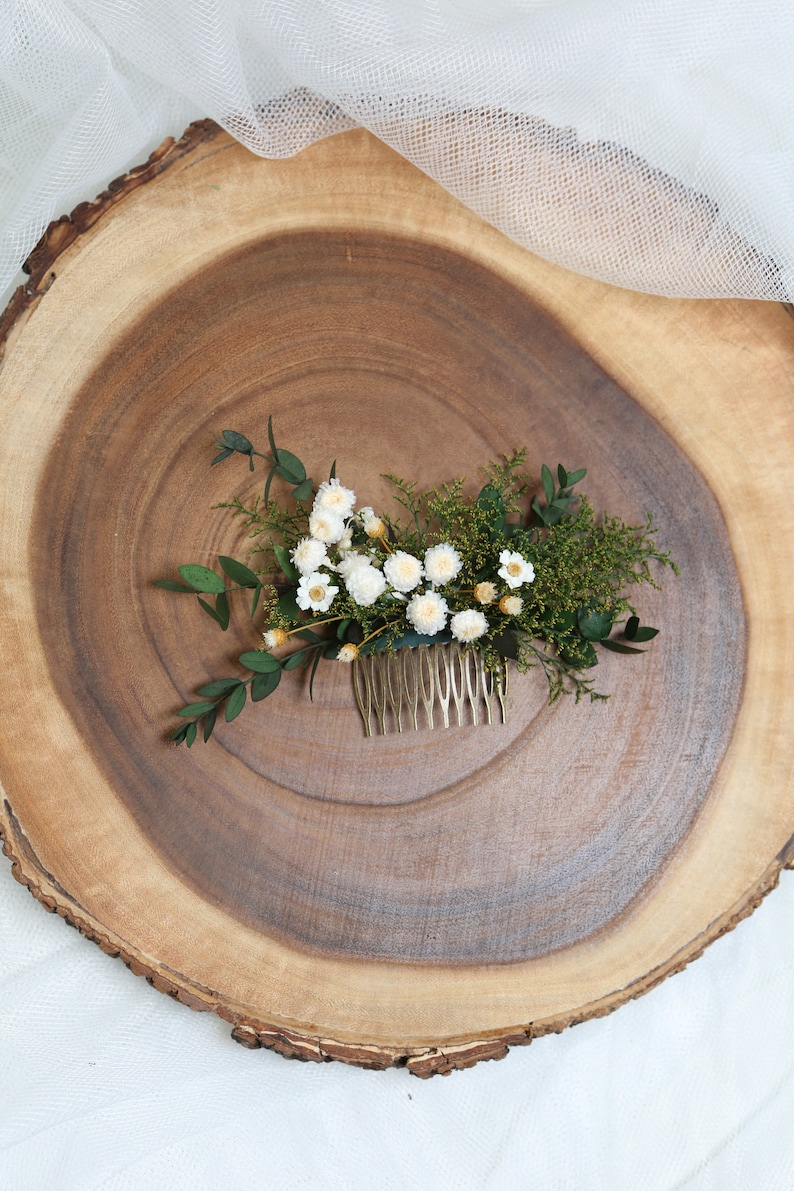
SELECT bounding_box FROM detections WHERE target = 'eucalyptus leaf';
[275,447,306,485]
[220,430,253,453]
[577,606,613,641]
[170,724,189,743]
[197,678,242,697]
[251,581,262,617]
[264,464,278,505]
[277,589,300,620]
[273,543,300,583]
[493,629,519,660]
[224,684,247,722]
[600,639,647,655]
[218,556,259,586]
[185,722,197,748]
[239,650,281,673]
[210,447,234,466]
[625,615,640,640]
[153,579,195,592]
[283,648,309,670]
[197,597,225,626]
[566,467,586,485]
[337,617,352,640]
[541,463,555,504]
[291,477,314,502]
[178,564,227,594]
[203,707,217,742]
[557,464,568,487]
[628,625,659,642]
[251,668,281,700]
[295,628,322,643]
[308,645,325,701]
[215,590,230,631]
[267,414,278,457]
[177,701,216,717]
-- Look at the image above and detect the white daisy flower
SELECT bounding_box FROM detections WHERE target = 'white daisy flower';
[291,536,329,575]
[336,643,359,663]
[406,590,449,635]
[499,594,523,616]
[498,550,535,589]
[308,508,346,544]
[345,562,387,607]
[335,551,371,579]
[313,478,356,517]
[263,628,288,648]
[474,581,497,605]
[296,571,338,612]
[383,550,424,593]
[450,608,489,643]
[424,543,462,587]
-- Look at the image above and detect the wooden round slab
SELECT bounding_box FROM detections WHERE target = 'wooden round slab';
[2,122,794,1076]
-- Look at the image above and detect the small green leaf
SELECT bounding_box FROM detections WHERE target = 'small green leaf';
[577,606,613,641]
[337,617,352,640]
[224,684,247,722]
[264,463,278,505]
[541,464,555,504]
[210,447,234,466]
[277,589,300,620]
[178,701,216,717]
[566,467,586,485]
[275,448,306,485]
[557,464,568,487]
[197,678,242,697]
[170,723,189,743]
[218,556,259,586]
[154,579,195,592]
[251,668,281,701]
[215,590,230,631]
[273,543,300,582]
[267,414,278,457]
[197,597,225,626]
[203,707,217,742]
[185,721,197,748]
[239,650,281,673]
[292,477,314,502]
[283,648,308,670]
[251,581,262,617]
[600,639,647,655]
[629,625,659,643]
[329,460,337,480]
[308,645,325,701]
[625,615,640,640]
[220,430,253,453]
[178,564,227,594]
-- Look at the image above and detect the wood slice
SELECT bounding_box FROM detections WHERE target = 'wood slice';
[2,122,794,1076]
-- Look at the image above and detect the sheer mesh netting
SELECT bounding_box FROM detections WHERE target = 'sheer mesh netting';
[2,0,793,302]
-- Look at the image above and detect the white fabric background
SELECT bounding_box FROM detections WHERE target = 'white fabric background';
[3,3,794,1187]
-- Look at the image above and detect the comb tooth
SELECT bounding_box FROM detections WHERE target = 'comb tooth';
[353,656,373,737]
[417,644,435,730]
[353,646,508,735]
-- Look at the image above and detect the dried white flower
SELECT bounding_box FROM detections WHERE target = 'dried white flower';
[499,594,523,616]
[336,525,354,552]
[424,543,462,587]
[474,581,497,605]
[358,506,386,537]
[498,550,535,589]
[406,590,449,635]
[335,551,371,579]
[296,571,338,612]
[313,478,356,517]
[308,508,346,544]
[450,608,489,643]
[263,628,288,648]
[383,550,424,593]
[336,643,359,663]
[291,536,329,575]
[345,562,387,607]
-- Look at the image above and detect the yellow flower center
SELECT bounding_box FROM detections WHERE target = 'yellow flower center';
[507,561,521,576]
[309,585,325,602]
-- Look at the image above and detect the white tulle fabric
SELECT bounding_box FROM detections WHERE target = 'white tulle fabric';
[4,4,794,1187]
[1,0,794,301]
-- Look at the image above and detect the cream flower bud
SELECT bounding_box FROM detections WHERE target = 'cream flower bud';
[336,643,359,663]
[499,594,523,616]
[263,628,288,648]
[474,581,497,605]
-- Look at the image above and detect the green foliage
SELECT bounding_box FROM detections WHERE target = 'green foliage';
[157,423,676,743]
